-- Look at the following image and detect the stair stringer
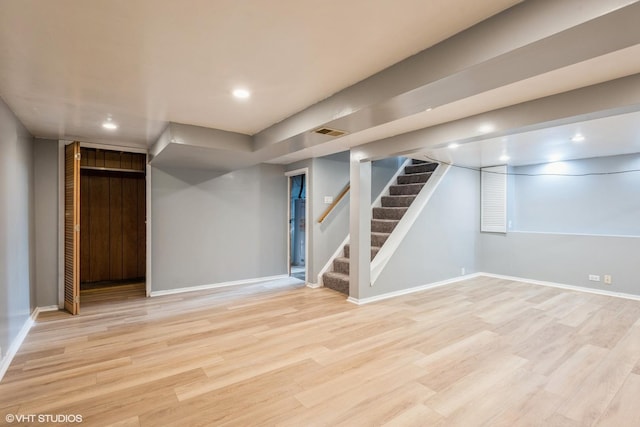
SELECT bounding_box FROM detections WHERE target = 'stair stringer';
[370,163,451,286]
[317,157,412,286]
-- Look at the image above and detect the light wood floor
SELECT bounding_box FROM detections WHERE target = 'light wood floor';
[2,276,640,426]
[80,282,146,306]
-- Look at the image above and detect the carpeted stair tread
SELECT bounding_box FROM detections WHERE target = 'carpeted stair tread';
[323,271,350,295]
[405,163,437,174]
[371,232,391,247]
[343,244,380,260]
[411,159,428,164]
[371,219,399,233]
[333,257,350,275]
[397,172,432,185]
[389,183,424,196]
[381,195,416,207]
[373,206,408,220]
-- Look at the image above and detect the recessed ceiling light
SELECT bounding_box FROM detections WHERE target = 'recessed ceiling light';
[102,119,118,130]
[478,124,495,134]
[499,155,510,162]
[425,107,433,112]
[571,134,585,142]
[232,88,251,99]
[448,143,459,149]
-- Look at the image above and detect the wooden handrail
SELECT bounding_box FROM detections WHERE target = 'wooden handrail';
[317,184,350,224]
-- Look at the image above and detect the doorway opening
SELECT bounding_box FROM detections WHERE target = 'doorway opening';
[287,170,308,282]
[63,142,146,314]
[79,147,146,304]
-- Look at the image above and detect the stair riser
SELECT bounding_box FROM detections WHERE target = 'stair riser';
[381,195,415,207]
[373,207,407,220]
[389,184,424,195]
[397,173,431,185]
[405,163,437,174]
[323,275,349,295]
[371,220,398,233]
[344,245,380,260]
[371,233,389,247]
[333,259,349,275]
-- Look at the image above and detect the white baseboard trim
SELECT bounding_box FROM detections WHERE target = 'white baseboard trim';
[0,316,33,382]
[480,273,640,301]
[306,282,322,289]
[348,271,640,305]
[149,274,290,297]
[0,304,58,383]
[347,273,483,305]
[36,305,60,313]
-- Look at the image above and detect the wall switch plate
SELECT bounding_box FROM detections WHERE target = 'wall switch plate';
[588,274,600,282]
[324,196,333,204]
[604,275,612,285]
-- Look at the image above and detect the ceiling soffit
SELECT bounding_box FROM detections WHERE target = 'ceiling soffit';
[151,0,640,170]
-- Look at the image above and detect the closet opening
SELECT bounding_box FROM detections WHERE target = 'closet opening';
[78,147,146,305]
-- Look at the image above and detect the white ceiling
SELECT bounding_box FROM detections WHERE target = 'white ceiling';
[266,44,640,165]
[2,0,640,170]
[418,111,640,168]
[0,0,519,146]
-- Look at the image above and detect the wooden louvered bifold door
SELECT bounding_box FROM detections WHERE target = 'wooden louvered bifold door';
[64,141,81,315]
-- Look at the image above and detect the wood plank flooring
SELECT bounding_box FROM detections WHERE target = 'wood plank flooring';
[2,276,640,426]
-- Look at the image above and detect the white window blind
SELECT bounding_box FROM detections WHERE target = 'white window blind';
[481,165,507,233]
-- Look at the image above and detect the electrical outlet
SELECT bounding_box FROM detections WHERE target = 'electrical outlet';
[588,274,600,282]
[604,275,612,285]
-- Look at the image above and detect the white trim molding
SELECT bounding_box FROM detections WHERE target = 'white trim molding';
[348,273,482,305]
[149,274,289,297]
[480,273,640,301]
[348,271,640,305]
[0,306,59,382]
[285,168,310,284]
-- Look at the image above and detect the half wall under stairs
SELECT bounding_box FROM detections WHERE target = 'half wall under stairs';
[323,159,438,295]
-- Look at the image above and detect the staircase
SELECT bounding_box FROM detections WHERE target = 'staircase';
[322,159,438,295]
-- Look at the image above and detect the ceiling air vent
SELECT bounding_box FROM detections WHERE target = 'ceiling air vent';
[313,127,347,137]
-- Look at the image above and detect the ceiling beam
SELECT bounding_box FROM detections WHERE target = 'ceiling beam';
[354,73,640,161]
[252,0,640,155]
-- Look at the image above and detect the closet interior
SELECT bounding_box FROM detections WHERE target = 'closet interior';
[79,147,146,290]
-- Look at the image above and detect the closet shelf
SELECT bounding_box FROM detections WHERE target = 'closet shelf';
[80,166,145,174]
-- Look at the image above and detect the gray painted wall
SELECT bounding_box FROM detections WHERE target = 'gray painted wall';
[479,153,640,296]
[151,163,287,291]
[310,156,350,282]
[478,232,640,295]
[368,166,480,298]
[33,139,59,307]
[511,154,640,235]
[0,97,35,358]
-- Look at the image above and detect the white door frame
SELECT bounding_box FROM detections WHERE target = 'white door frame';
[285,168,309,284]
[57,140,152,308]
